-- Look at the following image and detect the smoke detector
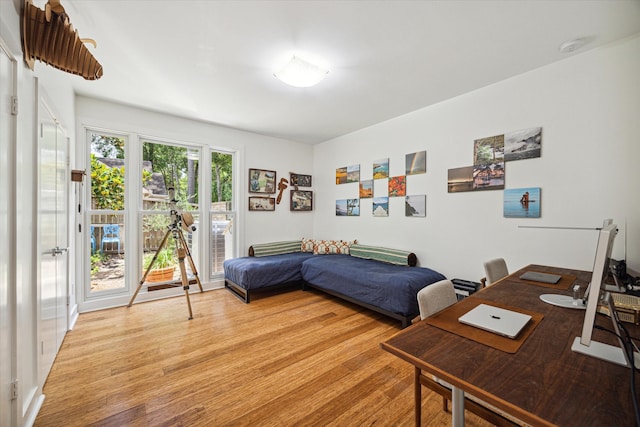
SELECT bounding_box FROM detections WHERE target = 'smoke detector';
[559,38,587,54]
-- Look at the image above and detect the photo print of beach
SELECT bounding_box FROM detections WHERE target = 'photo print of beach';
[373,158,389,179]
[388,176,406,197]
[447,166,474,193]
[359,179,373,198]
[473,134,505,191]
[336,199,360,216]
[373,197,389,217]
[504,127,542,161]
[406,150,426,175]
[347,164,360,183]
[405,195,426,217]
[504,187,541,218]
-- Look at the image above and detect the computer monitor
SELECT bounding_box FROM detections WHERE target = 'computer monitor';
[571,222,638,367]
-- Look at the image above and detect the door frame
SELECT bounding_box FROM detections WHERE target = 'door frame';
[0,35,18,427]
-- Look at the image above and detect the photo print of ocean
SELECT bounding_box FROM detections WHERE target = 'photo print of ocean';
[373,158,389,179]
[504,187,541,218]
[447,166,474,193]
[405,195,426,217]
[504,127,542,161]
[336,199,360,216]
[373,197,389,217]
[406,150,426,175]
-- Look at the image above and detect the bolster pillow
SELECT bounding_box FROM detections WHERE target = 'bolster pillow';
[349,244,417,266]
[249,240,301,257]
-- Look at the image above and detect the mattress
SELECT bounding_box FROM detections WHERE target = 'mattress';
[223,252,314,290]
[300,254,446,317]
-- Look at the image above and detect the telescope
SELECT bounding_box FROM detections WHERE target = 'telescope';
[167,187,196,233]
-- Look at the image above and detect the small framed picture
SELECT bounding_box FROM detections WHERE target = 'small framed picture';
[290,190,313,211]
[249,168,276,193]
[290,173,312,187]
[248,196,275,211]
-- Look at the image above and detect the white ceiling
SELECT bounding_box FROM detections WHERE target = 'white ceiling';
[55,0,640,144]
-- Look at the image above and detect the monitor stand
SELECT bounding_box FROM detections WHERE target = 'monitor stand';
[539,294,586,309]
[571,337,640,368]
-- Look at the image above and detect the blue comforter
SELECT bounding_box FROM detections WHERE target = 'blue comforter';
[223,252,314,290]
[301,254,446,317]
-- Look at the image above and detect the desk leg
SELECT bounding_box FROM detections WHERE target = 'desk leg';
[414,367,421,426]
[451,385,465,427]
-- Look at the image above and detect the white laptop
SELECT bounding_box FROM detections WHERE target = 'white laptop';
[458,304,532,339]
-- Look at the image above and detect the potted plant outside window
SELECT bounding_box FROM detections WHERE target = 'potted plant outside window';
[143,248,177,283]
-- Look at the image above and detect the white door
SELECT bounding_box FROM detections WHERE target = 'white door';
[38,98,69,384]
[0,39,16,427]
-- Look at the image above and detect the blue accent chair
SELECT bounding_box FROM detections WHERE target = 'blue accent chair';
[90,225,96,253]
[101,224,121,253]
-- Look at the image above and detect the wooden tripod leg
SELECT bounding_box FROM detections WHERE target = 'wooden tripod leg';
[177,247,193,320]
[178,230,203,292]
[128,229,172,307]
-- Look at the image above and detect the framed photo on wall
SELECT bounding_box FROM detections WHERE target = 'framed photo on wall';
[248,196,275,211]
[290,190,313,211]
[290,173,312,188]
[249,168,276,193]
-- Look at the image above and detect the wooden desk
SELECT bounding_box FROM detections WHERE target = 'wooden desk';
[381,265,640,426]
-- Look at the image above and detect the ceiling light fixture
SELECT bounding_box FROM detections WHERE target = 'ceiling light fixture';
[274,55,329,88]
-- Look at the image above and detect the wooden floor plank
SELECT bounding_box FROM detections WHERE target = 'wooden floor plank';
[35,288,495,426]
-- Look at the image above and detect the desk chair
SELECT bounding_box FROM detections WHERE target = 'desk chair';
[101,224,121,253]
[416,279,522,426]
[481,258,509,287]
[90,225,96,253]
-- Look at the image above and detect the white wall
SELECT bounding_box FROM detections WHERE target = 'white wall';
[76,97,314,255]
[313,35,640,282]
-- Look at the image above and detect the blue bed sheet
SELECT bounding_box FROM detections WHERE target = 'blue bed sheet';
[300,254,446,317]
[223,252,314,290]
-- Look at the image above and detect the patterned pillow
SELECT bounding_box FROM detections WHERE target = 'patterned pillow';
[301,238,315,253]
[312,239,357,255]
[249,240,301,257]
[349,244,417,266]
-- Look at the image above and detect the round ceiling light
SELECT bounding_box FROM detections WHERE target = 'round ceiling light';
[274,55,329,88]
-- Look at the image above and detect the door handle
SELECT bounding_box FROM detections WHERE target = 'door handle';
[51,246,68,256]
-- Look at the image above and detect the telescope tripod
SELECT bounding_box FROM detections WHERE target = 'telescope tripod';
[128,221,203,319]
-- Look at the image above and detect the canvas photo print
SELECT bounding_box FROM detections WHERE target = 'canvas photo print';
[373,158,389,179]
[405,195,426,217]
[347,164,360,183]
[336,199,360,216]
[473,134,505,190]
[372,197,389,217]
[504,187,541,218]
[406,150,426,175]
[388,176,406,197]
[504,127,542,161]
[447,166,474,193]
[359,179,373,198]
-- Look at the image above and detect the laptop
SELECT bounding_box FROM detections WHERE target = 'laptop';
[519,271,562,284]
[458,304,532,339]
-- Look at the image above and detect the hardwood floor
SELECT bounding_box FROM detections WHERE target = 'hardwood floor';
[35,288,494,426]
